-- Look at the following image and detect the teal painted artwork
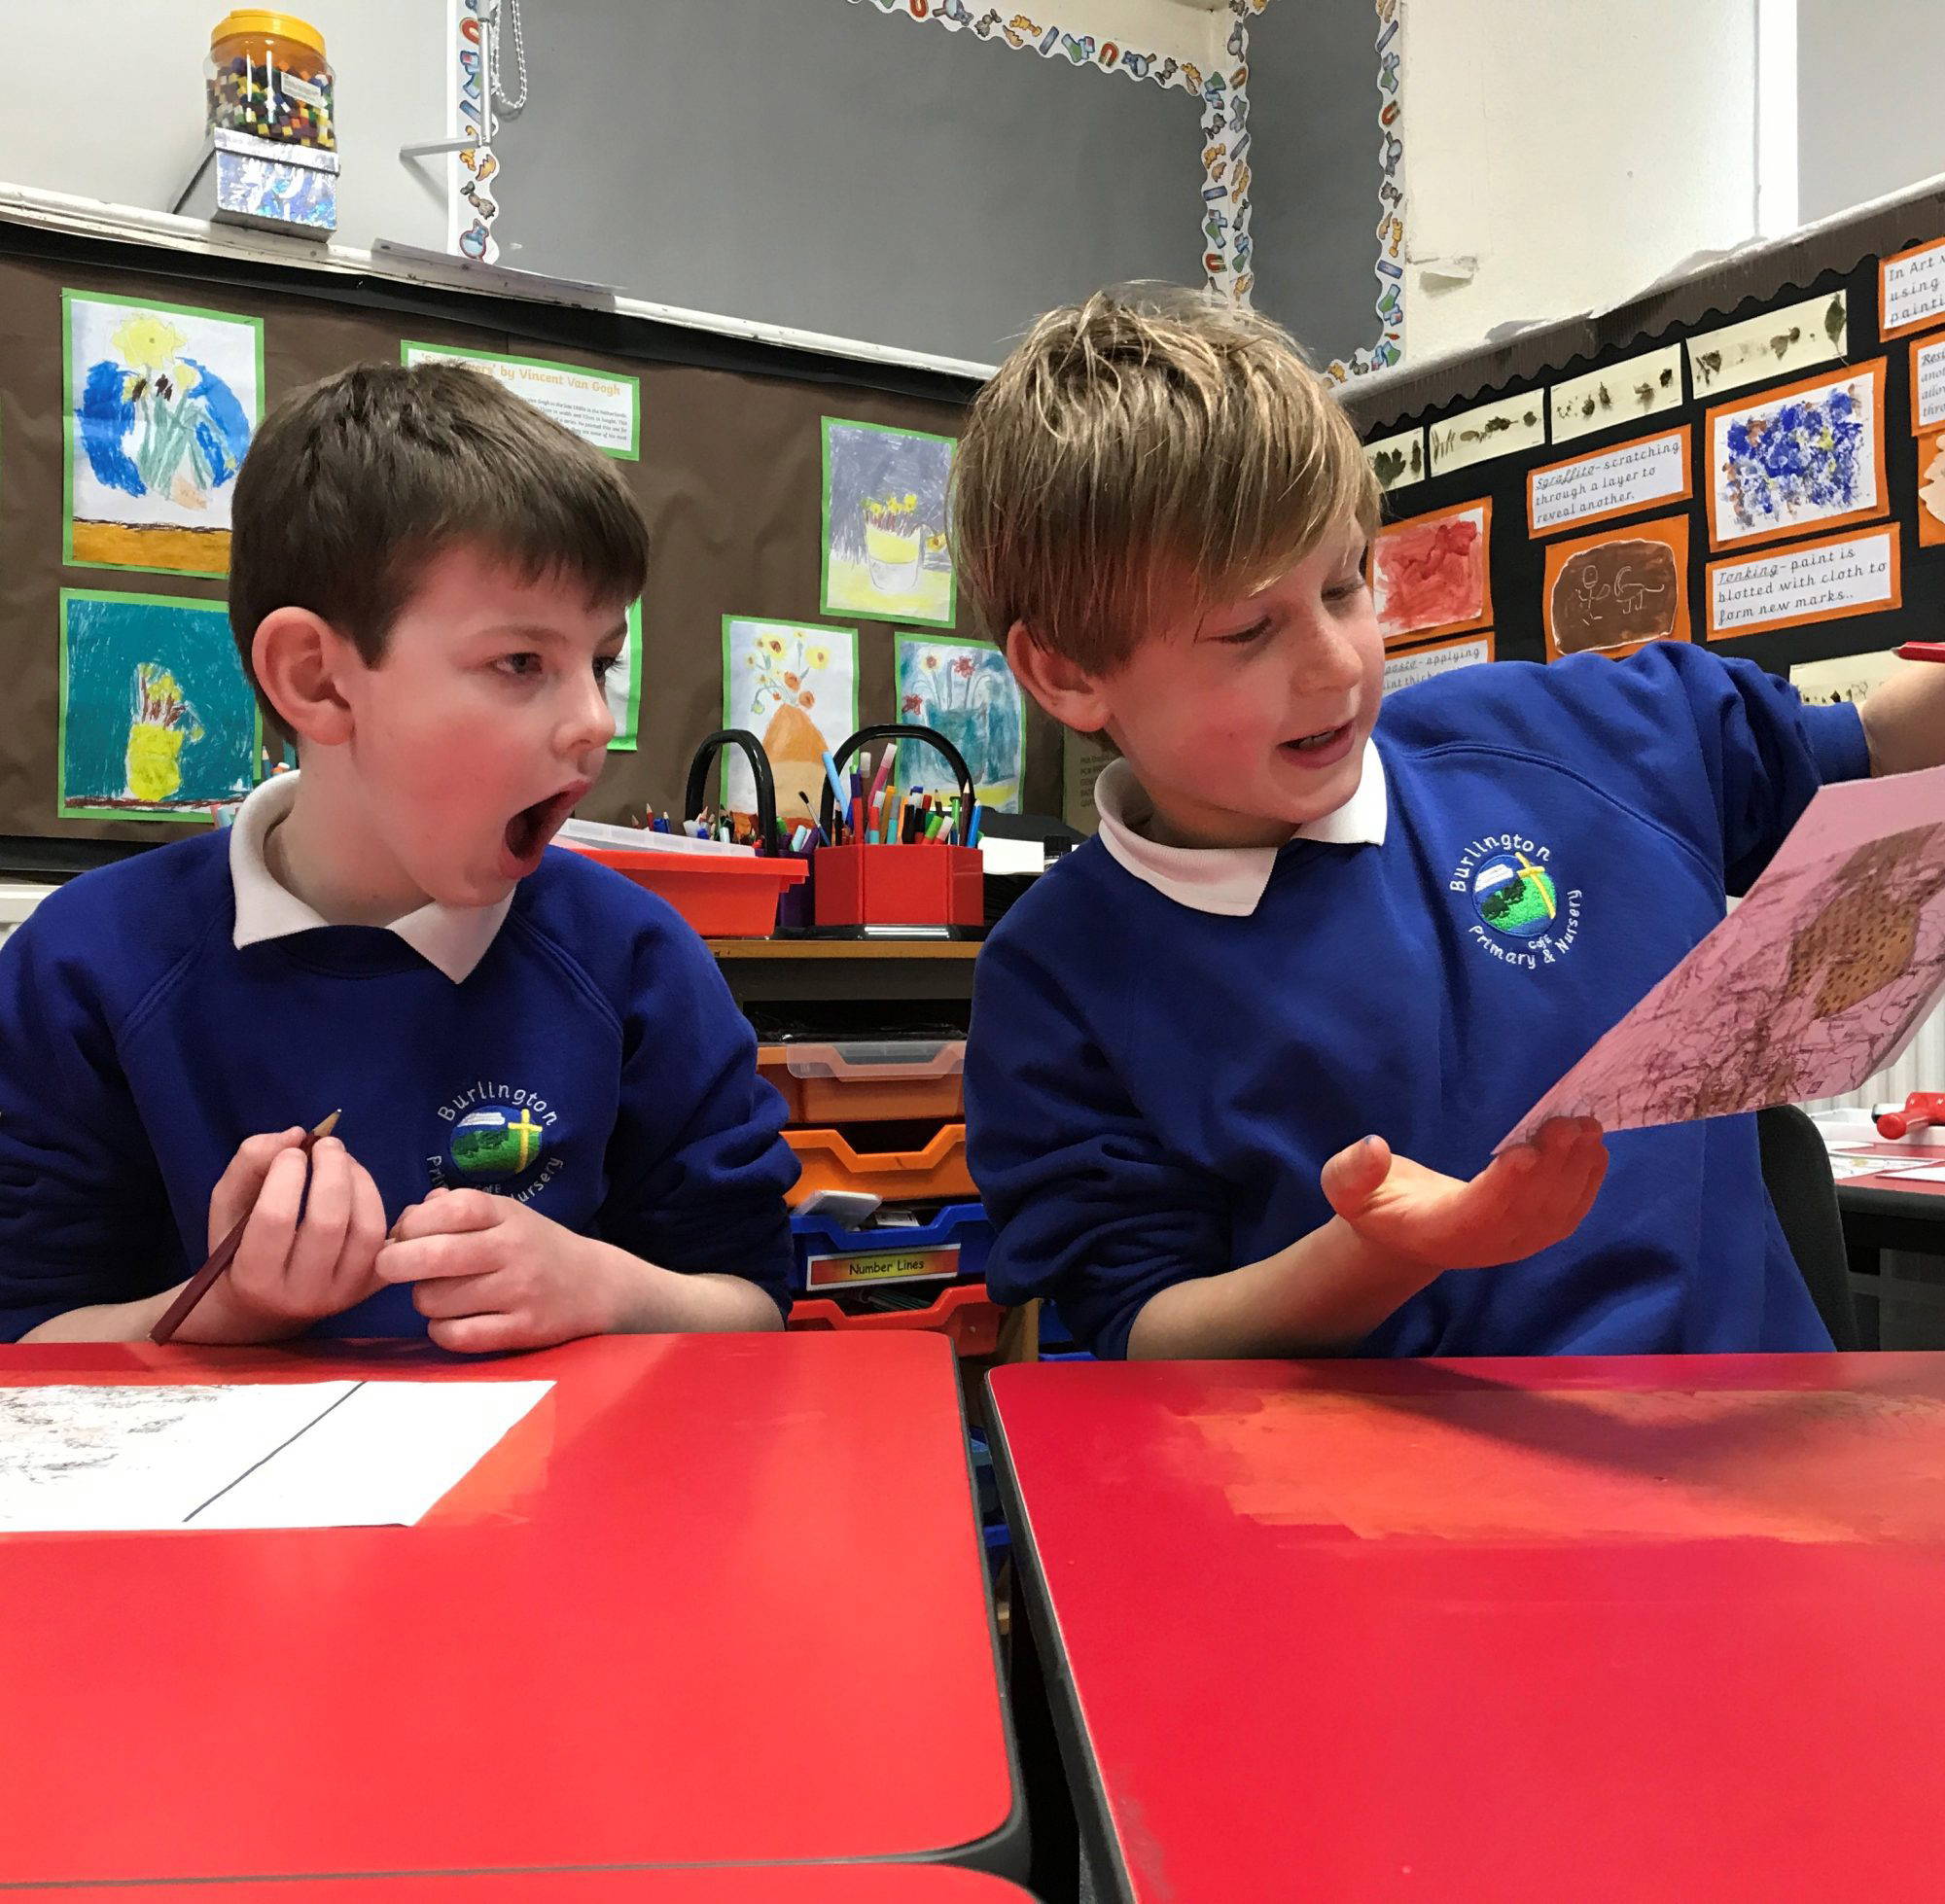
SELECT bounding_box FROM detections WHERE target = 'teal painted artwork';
[59,590,259,823]
[895,634,1024,811]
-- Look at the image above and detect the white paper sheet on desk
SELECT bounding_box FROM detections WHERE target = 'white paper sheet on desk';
[1501,763,1945,1148]
[0,1380,550,1534]
[1828,1153,1908,1181]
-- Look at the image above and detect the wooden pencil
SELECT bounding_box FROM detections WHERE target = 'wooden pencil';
[150,1111,341,1345]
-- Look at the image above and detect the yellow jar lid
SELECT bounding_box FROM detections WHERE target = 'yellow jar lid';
[211,11,327,57]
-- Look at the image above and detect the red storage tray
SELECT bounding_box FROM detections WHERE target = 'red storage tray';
[814,843,982,930]
[787,1281,1005,1357]
[567,844,805,936]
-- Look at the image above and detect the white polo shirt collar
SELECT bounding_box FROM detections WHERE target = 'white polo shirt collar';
[1092,741,1388,917]
[229,770,511,983]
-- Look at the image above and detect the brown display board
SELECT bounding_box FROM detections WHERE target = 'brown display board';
[0,219,1056,862]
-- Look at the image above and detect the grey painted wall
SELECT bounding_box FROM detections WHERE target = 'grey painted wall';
[1243,0,1384,369]
[490,0,1204,365]
[1798,0,1945,224]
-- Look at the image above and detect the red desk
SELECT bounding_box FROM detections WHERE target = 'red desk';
[989,1353,1945,1904]
[0,1334,1019,1886]
[19,1866,1040,1900]
[1829,1141,1945,1196]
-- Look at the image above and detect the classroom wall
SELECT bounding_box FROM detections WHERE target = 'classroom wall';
[0,1,450,252]
[1399,0,1761,364]
[1797,0,1945,224]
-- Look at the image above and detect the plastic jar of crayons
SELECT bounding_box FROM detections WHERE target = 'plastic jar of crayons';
[206,12,336,151]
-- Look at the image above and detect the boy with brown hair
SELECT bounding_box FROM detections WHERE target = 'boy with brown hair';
[958,288,1945,1360]
[0,362,796,1347]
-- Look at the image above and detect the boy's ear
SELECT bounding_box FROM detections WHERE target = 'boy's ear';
[1005,620,1112,733]
[251,608,357,747]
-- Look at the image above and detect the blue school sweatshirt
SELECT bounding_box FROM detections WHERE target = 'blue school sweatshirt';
[0,841,797,1339]
[966,644,1871,1359]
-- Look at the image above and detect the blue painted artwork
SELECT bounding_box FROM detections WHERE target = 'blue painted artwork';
[64,294,263,576]
[60,591,259,822]
[895,636,1025,812]
[1715,371,1880,543]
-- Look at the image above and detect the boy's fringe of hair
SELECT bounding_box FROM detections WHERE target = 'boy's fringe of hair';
[952,286,1380,672]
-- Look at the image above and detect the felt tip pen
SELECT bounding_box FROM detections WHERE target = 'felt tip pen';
[866,750,896,831]
[820,752,850,819]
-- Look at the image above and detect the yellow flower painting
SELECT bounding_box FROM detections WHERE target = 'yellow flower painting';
[821,417,957,625]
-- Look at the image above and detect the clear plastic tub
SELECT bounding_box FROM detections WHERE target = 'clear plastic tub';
[206,11,336,151]
[758,1040,966,1124]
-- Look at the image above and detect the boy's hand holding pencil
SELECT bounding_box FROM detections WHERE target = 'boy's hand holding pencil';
[157,1121,388,1344]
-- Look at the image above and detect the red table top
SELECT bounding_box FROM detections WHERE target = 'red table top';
[988,1352,1945,1904]
[19,1866,1038,1900]
[1834,1141,1945,1193]
[0,1334,1016,1886]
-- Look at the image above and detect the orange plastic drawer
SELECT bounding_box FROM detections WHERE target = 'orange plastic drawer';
[758,1040,966,1124]
[785,1123,972,1207]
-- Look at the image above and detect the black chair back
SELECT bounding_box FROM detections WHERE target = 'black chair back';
[1756,1104,1860,1351]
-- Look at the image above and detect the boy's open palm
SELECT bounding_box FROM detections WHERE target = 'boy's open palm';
[376,1189,623,1354]
[1321,1117,1609,1272]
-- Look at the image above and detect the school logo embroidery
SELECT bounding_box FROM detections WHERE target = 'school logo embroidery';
[1450,831,1583,969]
[451,1107,545,1181]
[1472,852,1557,938]
[427,1080,564,1201]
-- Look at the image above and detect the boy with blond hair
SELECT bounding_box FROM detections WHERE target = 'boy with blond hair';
[958,288,1945,1359]
[0,362,796,1348]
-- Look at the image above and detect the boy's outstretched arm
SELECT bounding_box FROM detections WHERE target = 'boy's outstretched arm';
[1126,1118,1608,1359]
[1857,663,1945,778]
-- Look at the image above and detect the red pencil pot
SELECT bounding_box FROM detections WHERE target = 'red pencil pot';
[813,843,983,930]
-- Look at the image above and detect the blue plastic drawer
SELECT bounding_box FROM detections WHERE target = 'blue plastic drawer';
[789,1201,993,1295]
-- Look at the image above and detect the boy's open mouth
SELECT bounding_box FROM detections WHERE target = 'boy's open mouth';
[503,783,588,869]
[1283,723,1352,755]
